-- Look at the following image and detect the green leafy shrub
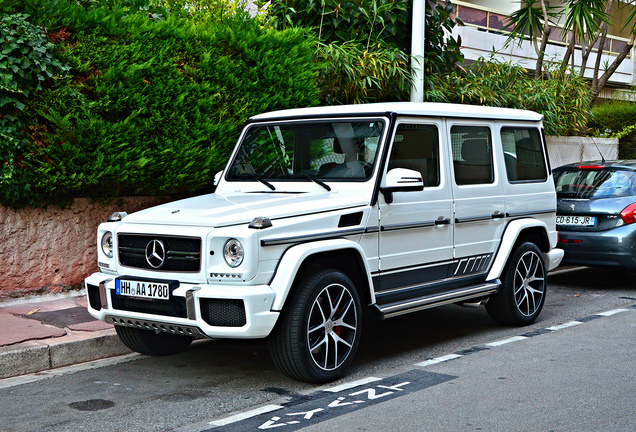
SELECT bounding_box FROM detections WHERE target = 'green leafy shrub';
[0,12,71,207]
[589,101,636,158]
[426,59,591,136]
[267,0,410,49]
[421,1,463,81]
[316,41,411,104]
[267,0,462,106]
[2,0,319,208]
[0,13,70,101]
[589,100,636,133]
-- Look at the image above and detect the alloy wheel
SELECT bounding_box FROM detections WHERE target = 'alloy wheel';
[306,283,358,371]
[514,250,546,317]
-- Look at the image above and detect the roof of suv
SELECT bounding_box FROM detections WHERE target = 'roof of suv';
[249,102,543,122]
[554,160,636,171]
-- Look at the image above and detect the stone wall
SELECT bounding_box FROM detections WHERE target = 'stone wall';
[0,197,169,298]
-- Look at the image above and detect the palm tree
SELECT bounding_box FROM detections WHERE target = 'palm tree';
[560,0,609,72]
[505,0,636,109]
[589,1,636,105]
[504,0,560,78]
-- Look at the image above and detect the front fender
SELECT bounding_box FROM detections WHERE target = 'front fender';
[269,239,373,311]
[486,219,550,281]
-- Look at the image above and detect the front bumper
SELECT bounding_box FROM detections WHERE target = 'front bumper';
[84,272,280,339]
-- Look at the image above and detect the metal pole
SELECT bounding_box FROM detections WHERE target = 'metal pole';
[410,0,426,102]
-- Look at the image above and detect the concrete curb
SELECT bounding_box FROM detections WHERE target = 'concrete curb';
[0,328,131,379]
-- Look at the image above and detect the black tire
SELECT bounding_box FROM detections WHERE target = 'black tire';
[486,242,547,326]
[268,269,362,383]
[115,325,194,356]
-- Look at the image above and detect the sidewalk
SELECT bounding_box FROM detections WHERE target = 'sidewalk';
[0,292,130,379]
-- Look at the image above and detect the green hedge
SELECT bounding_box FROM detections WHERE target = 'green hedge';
[0,1,320,208]
[590,101,636,158]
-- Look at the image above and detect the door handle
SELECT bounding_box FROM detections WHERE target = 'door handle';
[434,217,451,226]
[491,211,506,219]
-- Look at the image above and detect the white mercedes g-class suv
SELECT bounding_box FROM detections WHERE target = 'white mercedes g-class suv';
[85,102,564,383]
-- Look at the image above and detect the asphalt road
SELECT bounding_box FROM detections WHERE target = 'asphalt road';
[1,266,634,432]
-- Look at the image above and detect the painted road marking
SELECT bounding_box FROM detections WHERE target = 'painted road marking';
[323,376,382,393]
[547,321,582,331]
[486,335,528,347]
[415,353,463,367]
[182,304,635,432]
[210,405,285,427]
[415,306,634,370]
[204,370,456,432]
[597,308,628,316]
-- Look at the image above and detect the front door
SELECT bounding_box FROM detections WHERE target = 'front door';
[377,120,453,299]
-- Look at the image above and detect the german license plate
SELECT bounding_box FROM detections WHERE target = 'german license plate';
[556,215,596,226]
[115,278,172,300]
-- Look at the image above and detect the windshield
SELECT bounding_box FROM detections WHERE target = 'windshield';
[227,119,385,183]
[554,168,636,199]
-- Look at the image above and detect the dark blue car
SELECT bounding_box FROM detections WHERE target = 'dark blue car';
[553,160,636,270]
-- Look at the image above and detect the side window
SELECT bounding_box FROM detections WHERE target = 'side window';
[387,123,440,187]
[451,126,494,185]
[500,127,547,182]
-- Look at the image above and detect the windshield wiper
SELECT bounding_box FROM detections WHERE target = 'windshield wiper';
[295,172,331,191]
[242,173,276,191]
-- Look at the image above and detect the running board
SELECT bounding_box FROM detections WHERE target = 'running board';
[373,281,500,319]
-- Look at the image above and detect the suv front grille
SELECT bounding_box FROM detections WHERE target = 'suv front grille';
[111,294,188,318]
[118,234,201,272]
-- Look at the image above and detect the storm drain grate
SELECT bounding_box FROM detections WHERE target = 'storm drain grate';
[21,307,95,327]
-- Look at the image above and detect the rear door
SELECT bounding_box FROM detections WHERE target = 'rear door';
[498,122,555,231]
[448,121,505,281]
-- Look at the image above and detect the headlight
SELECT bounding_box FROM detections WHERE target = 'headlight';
[223,239,244,268]
[101,232,114,258]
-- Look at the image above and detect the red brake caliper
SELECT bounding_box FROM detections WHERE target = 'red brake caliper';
[334,307,341,336]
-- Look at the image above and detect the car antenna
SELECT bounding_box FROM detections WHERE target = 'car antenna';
[592,138,606,164]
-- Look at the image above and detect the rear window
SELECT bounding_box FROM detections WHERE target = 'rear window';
[554,168,636,198]
[500,127,547,182]
[451,125,494,185]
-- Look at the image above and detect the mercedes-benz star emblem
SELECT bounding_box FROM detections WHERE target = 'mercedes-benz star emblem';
[145,239,166,269]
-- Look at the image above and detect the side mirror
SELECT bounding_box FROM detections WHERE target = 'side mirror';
[380,168,424,204]
[213,171,223,187]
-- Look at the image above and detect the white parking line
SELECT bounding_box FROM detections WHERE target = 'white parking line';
[485,335,528,347]
[547,321,582,331]
[597,308,628,317]
[414,353,463,367]
[323,377,382,393]
[209,405,284,426]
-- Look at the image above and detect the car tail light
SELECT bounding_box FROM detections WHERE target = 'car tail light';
[559,238,582,244]
[620,203,636,225]
[577,165,605,170]
[558,232,582,243]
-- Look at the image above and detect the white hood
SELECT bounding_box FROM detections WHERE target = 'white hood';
[122,192,367,227]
